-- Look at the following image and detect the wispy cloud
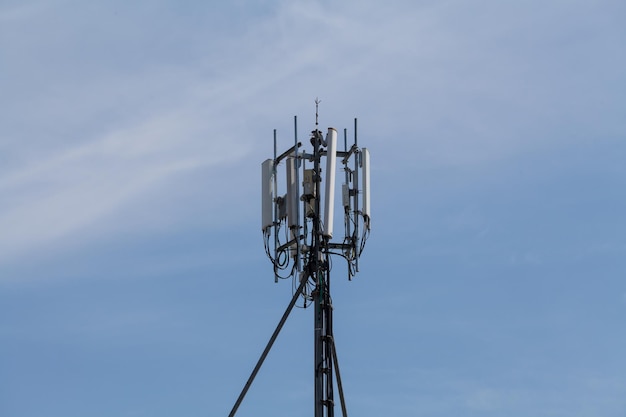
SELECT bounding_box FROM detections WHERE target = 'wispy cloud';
[0,95,251,264]
[1,0,624,268]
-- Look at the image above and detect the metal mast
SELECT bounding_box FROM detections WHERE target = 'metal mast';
[312,98,335,414]
[310,128,333,417]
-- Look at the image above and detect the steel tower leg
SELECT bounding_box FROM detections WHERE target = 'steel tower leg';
[314,281,323,417]
[314,270,334,417]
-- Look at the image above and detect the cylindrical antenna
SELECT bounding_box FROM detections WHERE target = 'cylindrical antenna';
[323,128,337,238]
[315,97,321,129]
[286,155,298,230]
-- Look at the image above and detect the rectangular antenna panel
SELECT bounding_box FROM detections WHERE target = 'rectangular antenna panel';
[362,148,371,226]
[277,195,287,220]
[286,155,299,229]
[261,159,274,231]
[342,183,350,209]
[323,128,338,237]
[303,169,315,197]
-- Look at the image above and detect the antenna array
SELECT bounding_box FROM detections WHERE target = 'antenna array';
[262,117,371,291]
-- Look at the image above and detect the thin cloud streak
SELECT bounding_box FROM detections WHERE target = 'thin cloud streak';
[2,0,624,266]
[0,101,250,265]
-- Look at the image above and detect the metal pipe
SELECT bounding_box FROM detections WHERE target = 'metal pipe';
[325,252,335,417]
[341,144,358,165]
[343,128,351,249]
[276,142,302,164]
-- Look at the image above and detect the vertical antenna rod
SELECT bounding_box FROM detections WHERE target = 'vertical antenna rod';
[353,118,360,273]
[273,129,278,283]
[311,126,335,417]
[315,97,321,128]
[294,116,301,271]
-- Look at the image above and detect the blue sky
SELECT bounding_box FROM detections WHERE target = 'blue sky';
[1,0,625,416]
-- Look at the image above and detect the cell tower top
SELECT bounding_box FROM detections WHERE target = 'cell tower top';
[229,104,371,417]
[261,107,371,288]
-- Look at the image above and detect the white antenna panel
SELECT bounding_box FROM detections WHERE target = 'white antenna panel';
[362,148,371,228]
[261,159,274,231]
[286,155,299,229]
[323,128,337,237]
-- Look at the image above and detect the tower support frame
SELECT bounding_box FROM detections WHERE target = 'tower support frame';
[230,111,370,417]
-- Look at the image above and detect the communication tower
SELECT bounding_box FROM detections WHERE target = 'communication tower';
[229,103,371,417]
